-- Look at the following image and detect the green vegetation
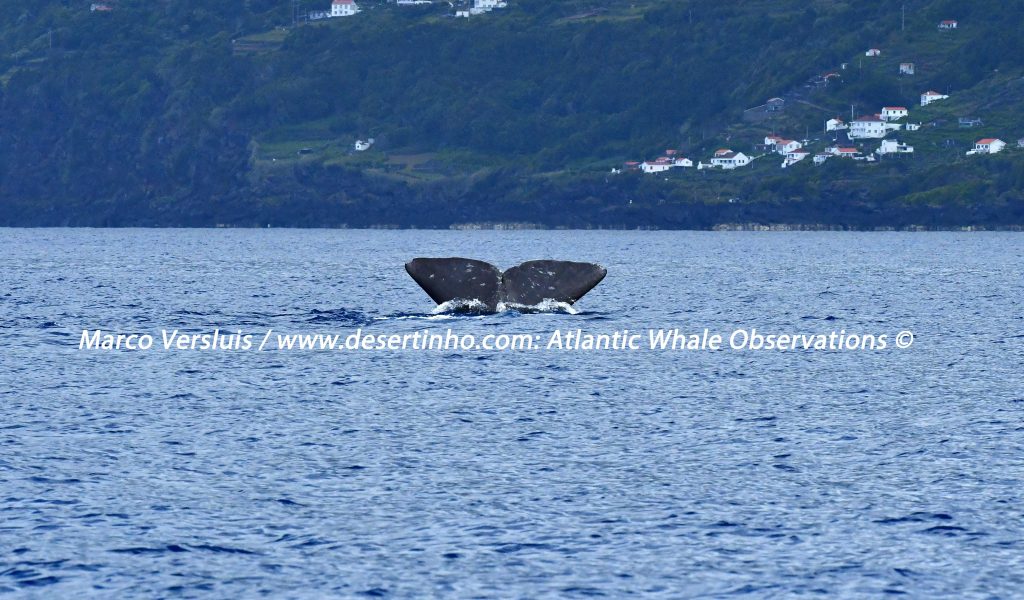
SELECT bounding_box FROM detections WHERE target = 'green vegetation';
[1,0,1023,227]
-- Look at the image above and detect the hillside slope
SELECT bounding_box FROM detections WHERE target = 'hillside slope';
[1,0,1023,227]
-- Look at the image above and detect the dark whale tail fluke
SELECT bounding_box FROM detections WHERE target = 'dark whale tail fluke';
[405,258,607,312]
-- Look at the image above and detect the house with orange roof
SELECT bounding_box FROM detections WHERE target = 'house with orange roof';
[968,139,1006,155]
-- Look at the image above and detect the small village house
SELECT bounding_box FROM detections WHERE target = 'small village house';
[900,63,915,75]
[707,150,751,170]
[938,20,958,31]
[825,118,847,132]
[90,3,113,11]
[959,117,983,128]
[640,150,692,174]
[877,140,914,155]
[354,138,375,152]
[331,0,359,17]
[906,123,922,131]
[968,139,1006,155]
[1018,137,1024,149]
[641,159,672,174]
[829,147,861,158]
[881,106,909,121]
[813,153,830,165]
[921,90,949,106]
[849,115,888,139]
[782,149,810,168]
[765,136,802,155]
[865,48,881,57]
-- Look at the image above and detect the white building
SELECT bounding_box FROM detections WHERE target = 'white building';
[938,20,958,30]
[921,90,949,106]
[354,138,375,152]
[813,153,830,165]
[825,118,847,132]
[1018,138,1024,149]
[900,63,915,75]
[765,136,801,155]
[709,150,751,170]
[906,123,922,131]
[849,115,888,139]
[331,0,359,17]
[881,106,909,121]
[829,147,860,159]
[640,151,692,174]
[641,159,672,174]
[865,48,881,57]
[475,0,508,8]
[782,149,810,168]
[968,138,1006,155]
[877,139,914,155]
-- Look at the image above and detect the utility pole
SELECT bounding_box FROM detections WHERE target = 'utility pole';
[901,4,906,32]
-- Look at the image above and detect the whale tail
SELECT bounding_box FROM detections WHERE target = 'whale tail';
[405,258,606,312]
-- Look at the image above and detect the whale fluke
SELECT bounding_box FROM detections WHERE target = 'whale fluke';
[405,258,606,312]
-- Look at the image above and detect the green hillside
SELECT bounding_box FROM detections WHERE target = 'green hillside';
[1,0,1023,227]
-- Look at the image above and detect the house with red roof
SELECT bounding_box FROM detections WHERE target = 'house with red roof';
[782,149,810,168]
[921,91,949,106]
[850,115,888,139]
[969,139,1006,155]
[881,106,909,121]
[938,20,958,31]
[707,150,751,170]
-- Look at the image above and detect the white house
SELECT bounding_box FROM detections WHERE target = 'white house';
[968,138,1006,155]
[921,90,949,106]
[641,159,672,174]
[900,63,915,75]
[709,150,751,170]
[813,153,830,165]
[455,10,470,17]
[640,151,692,174]
[881,106,909,121]
[877,139,914,155]
[849,115,887,139]
[865,48,881,57]
[906,123,922,131]
[475,0,508,8]
[1018,137,1024,149]
[767,138,802,155]
[825,118,847,132]
[782,149,810,168]
[938,20,958,30]
[354,138,375,152]
[331,0,359,17]
[829,147,861,159]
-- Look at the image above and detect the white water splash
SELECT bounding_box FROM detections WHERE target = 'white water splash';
[497,299,579,315]
[431,299,490,314]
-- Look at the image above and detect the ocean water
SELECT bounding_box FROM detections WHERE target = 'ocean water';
[1,229,1022,598]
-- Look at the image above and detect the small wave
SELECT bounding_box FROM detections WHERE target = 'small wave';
[432,299,491,314]
[307,308,373,325]
[497,299,578,314]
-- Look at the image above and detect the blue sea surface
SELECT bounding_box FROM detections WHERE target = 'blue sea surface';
[1,229,1022,598]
